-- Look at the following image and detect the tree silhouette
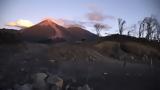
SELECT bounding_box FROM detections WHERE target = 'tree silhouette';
[140,16,160,40]
[156,26,160,40]
[94,23,106,37]
[138,21,145,38]
[118,18,126,35]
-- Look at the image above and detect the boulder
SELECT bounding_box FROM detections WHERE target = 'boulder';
[46,75,63,88]
[65,84,70,90]
[32,73,48,90]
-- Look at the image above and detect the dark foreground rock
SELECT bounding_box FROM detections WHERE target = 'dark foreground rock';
[0,42,160,90]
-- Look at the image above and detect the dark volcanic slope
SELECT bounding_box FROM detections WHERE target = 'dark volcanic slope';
[67,27,97,41]
[21,19,97,42]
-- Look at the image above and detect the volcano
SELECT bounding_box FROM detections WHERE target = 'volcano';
[21,19,97,42]
[67,27,97,41]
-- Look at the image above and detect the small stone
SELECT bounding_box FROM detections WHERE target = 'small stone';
[32,73,48,90]
[20,68,25,72]
[49,60,56,63]
[20,84,32,90]
[131,56,134,60]
[81,84,91,90]
[103,72,108,75]
[65,84,70,90]
[46,75,63,88]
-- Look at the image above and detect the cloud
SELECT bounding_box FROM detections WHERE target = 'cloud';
[95,22,112,29]
[86,4,115,22]
[65,23,85,28]
[86,11,107,21]
[43,17,85,28]
[58,19,85,28]
[50,17,112,29]
[102,23,112,29]
[6,19,33,28]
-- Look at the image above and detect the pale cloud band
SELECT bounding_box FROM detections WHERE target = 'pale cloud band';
[86,4,115,22]
[6,19,33,28]
[42,17,85,28]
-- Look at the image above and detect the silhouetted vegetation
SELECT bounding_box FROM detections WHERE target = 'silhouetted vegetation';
[118,18,126,35]
[0,28,21,43]
[100,34,160,51]
[94,23,106,37]
[139,16,160,40]
[116,16,160,42]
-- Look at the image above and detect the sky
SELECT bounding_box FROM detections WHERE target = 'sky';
[0,0,159,35]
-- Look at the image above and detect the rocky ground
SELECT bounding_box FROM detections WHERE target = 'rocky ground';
[0,40,160,90]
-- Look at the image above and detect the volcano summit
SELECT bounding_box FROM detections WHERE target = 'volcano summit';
[21,19,97,42]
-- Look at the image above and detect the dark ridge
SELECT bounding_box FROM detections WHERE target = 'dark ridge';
[101,34,160,51]
[0,28,22,44]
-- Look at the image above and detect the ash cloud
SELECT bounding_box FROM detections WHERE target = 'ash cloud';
[57,19,85,28]
[44,17,85,28]
[86,4,114,22]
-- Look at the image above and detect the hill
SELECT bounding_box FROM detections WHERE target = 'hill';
[0,28,21,43]
[0,29,160,90]
[101,34,160,51]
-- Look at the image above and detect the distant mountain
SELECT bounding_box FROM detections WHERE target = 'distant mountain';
[21,19,97,42]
